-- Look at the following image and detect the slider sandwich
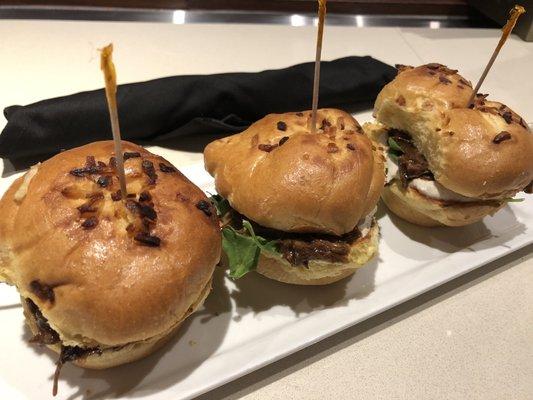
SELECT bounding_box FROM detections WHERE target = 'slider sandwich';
[205,109,384,285]
[365,63,533,227]
[0,141,221,393]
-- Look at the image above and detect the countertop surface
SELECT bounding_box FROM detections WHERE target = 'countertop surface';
[0,18,532,400]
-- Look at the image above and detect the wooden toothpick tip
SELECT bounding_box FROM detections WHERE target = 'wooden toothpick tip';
[310,0,327,134]
[100,43,128,198]
[468,5,526,106]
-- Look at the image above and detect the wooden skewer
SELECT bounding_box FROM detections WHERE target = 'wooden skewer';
[468,5,526,106]
[310,0,327,134]
[100,43,127,197]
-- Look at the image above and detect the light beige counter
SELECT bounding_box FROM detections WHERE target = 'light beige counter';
[0,19,532,400]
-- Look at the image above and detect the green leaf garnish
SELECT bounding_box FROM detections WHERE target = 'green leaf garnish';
[222,222,279,279]
[215,203,279,279]
[222,226,262,279]
[504,197,524,203]
[209,193,231,217]
[388,137,403,153]
[242,220,278,254]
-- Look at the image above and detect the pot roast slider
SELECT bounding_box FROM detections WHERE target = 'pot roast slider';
[0,141,221,394]
[204,109,384,285]
[365,63,533,227]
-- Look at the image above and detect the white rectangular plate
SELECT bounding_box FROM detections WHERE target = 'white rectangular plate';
[1,156,531,400]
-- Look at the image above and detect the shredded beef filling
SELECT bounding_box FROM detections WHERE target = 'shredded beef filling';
[277,237,356,266]
[228,210,362,267]
[26,299,60,345]
[25,298,122,396]
[53,346,103,396]
[388,129,434,187]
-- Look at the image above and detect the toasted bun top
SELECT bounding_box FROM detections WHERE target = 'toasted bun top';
[204,109,385,235]
[374,64,533,198]
[376,63,474,110]
[0,141,221,346]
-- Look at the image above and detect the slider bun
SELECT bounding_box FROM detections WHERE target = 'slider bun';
[382,180,505,227]
[255,222,379,285]
[376,63,474,111]
[204,109,385,236]
[375,63,533,198]
[0,141,221,353]
[21,277,212,369]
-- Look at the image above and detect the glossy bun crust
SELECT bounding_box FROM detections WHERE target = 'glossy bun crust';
[375,64,533,199]
[205,109,385,236]
[0,141,221,356]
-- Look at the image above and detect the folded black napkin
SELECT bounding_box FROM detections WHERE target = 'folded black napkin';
[0,56,396,168]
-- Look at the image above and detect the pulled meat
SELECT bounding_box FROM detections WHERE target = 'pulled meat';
[229,211,361,266]
[53,345,103,396]
[389,129,434,187]
[26,299,60,345]
[25,298,125,396]
[277,234,358,266]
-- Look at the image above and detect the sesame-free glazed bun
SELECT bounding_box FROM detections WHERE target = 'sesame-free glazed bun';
[204,109,385,236]
[0,141,221,368]
[374,64,533,199]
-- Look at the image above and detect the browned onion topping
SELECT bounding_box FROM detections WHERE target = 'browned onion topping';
[111,189,122,201]
[139,191,152,202]
[278,136,289,146]
[501,111,513,124]
[493,131,512,143]
[159,163,177,173]
[96,175,112,188]
[142,160,158,185]
[139,203,157,221]
[123,151,141,160]
[258,143,277,152]
[134,232,161,247]
[81,216,98,229]
[439,75,452,84]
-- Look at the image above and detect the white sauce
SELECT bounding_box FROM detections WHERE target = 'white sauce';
[357,206,377,237]
[385,156,398,184]
[409,178,479,203]
[383,152,480,203]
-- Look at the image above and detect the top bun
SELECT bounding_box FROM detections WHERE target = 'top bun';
[374,63,533,198]
[0,141,221,347]
[204,109,384,236]
[376,63,474,111]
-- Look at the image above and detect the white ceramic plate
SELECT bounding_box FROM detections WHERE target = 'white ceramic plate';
[0,156,531,400]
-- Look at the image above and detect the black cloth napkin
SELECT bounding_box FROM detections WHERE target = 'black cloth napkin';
[0,56,396,168]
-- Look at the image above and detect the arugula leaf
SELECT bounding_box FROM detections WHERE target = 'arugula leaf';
[222,227,261,279]
[209,193,231,217]
[388,152,398,163]
[504,197,524,203]
[222,221,279,279]
[242,220,278,254]
[388,137,403,153]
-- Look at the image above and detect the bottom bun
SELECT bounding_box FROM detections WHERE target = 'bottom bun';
[23,277,212,370]
[256,222,379,285]
[382,180,505,227]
